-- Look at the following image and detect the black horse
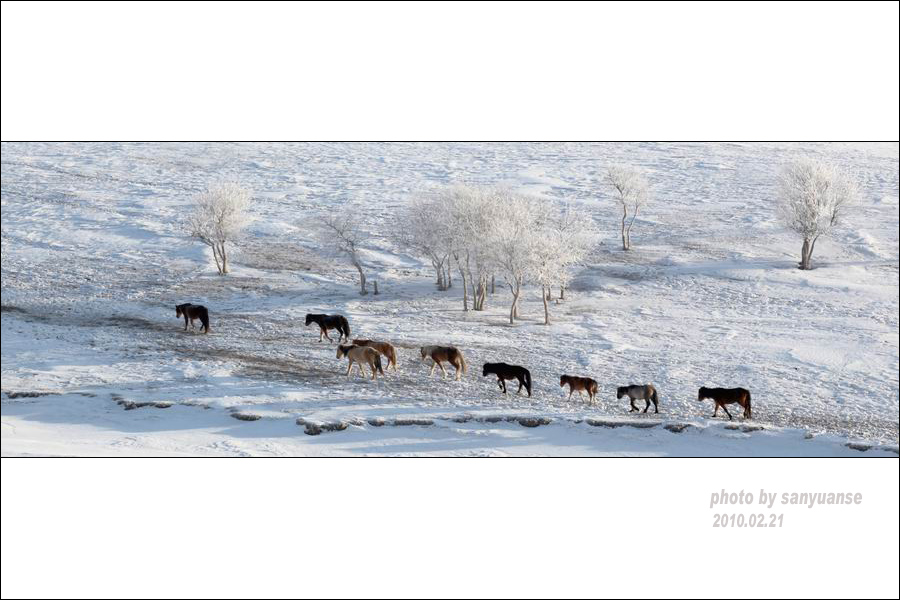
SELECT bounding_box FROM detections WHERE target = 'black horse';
[482,362,532,397]
[175,303,209,333]
[305,313,351,343]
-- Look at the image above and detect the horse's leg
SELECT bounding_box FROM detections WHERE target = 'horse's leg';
[516,378,524,395]
[438,361,448,379]
[183,315,189,331]
[429,361,437,377]
[323,328,333,343]
[369,360,377,380]
[630,398,638,412]
[318,327,324,342]
[567,388,573,400]
[643,398,650,413]
[653,398,659,414]
[722,404,733,420]
[713,403,719,418]
[357,362,366,377]
[346,361,352,377]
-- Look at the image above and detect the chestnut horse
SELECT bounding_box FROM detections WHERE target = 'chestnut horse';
[420,346,467,380]
[560,375,598,403]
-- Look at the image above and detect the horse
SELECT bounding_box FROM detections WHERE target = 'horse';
[617,384,659,413]
[336,344,383,380]
[419,346,467,380]
[698,387,752,420]
[560,375,598,403]
[352,339,398,372]
[483,363,532,397]
[305,313,350,343]
[175,303,210,333]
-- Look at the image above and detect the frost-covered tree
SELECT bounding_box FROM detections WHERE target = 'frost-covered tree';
[492,191,542,324]
[186,181,252,274]
[530,203,595,325]
[776,158,860,270]
[444,185,499,311]
[397,193,453,290]
[318,209,371,295]
[606,165,649,251]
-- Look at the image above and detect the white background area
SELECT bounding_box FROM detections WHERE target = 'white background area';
[1,2,898,599]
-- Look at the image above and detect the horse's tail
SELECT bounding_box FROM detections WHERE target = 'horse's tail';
[651,387,658,404]
[375,353,384,375]
[200,308,210,333]
[340,316,350,339]
[745,390,752,418]
[389,346,398,370]
[524,369,532,396]
[457,350,467,374]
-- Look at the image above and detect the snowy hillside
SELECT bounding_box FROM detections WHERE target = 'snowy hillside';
[2,142,898,456]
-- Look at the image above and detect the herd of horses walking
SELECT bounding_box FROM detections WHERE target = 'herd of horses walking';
[178,306,753,421]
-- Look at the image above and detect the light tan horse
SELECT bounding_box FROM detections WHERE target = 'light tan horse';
[420,345,467,380]
[352,339,398,372]
[336,344,384,380]
[617,384,659,414]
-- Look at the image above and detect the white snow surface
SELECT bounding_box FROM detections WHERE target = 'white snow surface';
[2,142,898,456]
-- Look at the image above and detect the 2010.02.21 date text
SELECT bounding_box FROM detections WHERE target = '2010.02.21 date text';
[712,513,784,528]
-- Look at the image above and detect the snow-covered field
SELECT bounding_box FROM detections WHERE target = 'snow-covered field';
[2,142,898,456]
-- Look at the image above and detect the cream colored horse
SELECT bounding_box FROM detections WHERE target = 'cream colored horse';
[336,344,384,380]
[352,339,398,372]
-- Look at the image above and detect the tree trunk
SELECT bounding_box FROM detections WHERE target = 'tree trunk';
[220,243,230,274]
[445,263,452,289]
[353,258,368,294]
[509,288,518,324]
[542,285,551,325]
[210,243,223,275]
[491,275,495,295]
[800,238,811,270]
[625,206,639,251]
[373,281,379,295]
[800,236,819,270]
[459,266,469,311]
[435,261,444,289]
[621,205,629,251]
[559,286,565,300]
[476,277,488,310]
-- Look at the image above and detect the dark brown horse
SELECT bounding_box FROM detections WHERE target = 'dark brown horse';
[305,313,350,343]
[698,387,752,420]
[175,303,209,333]
[560,375,598,403]
[483,363,532,397]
